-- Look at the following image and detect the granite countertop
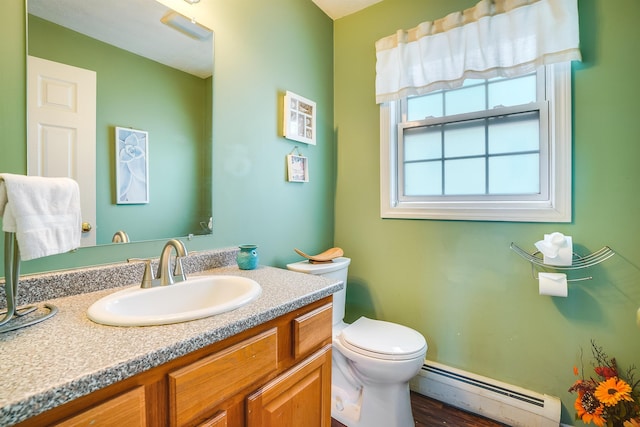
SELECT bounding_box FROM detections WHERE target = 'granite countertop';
[0,264,342,425]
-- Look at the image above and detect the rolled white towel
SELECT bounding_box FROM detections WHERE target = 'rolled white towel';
[534,232,567,258]
[534,232,573,266]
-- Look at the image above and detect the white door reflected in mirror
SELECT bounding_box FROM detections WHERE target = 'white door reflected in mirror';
[27,56,97,247]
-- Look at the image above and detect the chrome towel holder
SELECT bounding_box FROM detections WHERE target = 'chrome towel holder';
[0,232,57,334]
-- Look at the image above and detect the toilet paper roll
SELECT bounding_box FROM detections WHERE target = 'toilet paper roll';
[538,272,568,297]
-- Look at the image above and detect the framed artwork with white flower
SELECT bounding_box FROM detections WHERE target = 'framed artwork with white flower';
[115,127,149,204]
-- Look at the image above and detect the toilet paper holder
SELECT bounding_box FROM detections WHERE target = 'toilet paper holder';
[510,243,615,282]
[531,267,591,282]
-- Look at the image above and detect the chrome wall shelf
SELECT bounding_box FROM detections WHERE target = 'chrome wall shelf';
[510,242,615,281]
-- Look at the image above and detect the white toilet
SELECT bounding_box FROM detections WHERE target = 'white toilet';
[287,257,427,427]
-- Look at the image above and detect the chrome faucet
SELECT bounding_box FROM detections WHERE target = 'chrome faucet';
[127,239,188,288]
[156,239,188,286]
[111,230,130,243]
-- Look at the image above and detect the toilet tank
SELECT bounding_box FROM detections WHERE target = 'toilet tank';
[286,257,350,326]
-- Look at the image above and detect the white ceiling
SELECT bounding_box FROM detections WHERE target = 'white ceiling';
[27,0,379,79]
[28,0,213,78]
[312,0,383,19]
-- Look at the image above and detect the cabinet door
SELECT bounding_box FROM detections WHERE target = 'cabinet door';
[246,345,331,427]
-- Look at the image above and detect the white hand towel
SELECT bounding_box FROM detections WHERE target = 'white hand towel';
[0,173,81,260]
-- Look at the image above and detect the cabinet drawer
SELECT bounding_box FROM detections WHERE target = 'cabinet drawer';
[169,328,278,427]
[293,303,332,359]
[54,386,146,427]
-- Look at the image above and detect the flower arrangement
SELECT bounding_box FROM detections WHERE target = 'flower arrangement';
[569,341,640,427]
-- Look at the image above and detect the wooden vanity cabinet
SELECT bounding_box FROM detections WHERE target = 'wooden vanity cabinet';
[16,297,333,427]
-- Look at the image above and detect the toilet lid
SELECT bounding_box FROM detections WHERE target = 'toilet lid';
[339,317,426,361]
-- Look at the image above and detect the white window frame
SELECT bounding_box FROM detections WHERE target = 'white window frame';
[380,62,573,222]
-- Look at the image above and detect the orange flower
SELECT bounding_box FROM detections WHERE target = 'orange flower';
[570,342,640,426]
[624,419,640,427]
[595,377,634,406]
[575,391,606,426]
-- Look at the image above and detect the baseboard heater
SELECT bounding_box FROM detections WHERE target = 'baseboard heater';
[409,360,561,426]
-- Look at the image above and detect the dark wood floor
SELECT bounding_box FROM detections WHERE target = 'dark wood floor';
[331,391,508,427]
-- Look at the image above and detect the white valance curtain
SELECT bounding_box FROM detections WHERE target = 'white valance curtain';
[375,0,581,104]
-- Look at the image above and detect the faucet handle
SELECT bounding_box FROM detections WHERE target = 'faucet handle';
[128,258,155,288]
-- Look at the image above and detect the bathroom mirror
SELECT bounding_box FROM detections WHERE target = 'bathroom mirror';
[26,0,213,246]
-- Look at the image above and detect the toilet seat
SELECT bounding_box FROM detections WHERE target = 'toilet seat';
[338,317,426,361]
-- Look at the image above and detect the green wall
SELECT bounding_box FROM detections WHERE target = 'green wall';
[5,0,637,424]
[0,0,334,274]
[0,1,26,175]
[28,15,210,244]
[334,0,640,424]
[207,0,335,266]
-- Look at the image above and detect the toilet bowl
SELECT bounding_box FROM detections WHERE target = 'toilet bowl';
[287,257,427,427]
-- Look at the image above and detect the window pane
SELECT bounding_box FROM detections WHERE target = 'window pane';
[407,93,443,121]
[488,112,539,154]
[444,158,485,195]
[405,162,442,196]
[489,154,539,194]
[462,79,485,87]
[404,127,442,161]
[488,74,536,108]
[444,120,485,158]
[445,85,485,115]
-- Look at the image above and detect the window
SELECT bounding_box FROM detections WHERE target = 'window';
[380,62,572,222]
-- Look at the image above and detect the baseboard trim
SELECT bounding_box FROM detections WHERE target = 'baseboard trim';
[410,360,562,427]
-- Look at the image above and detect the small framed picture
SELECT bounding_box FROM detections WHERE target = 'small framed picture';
[283,91,316,145]
[115,127,149,204]
[287,154,309,182]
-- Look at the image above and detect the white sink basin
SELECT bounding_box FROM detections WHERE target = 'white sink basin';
[87,275,262,326]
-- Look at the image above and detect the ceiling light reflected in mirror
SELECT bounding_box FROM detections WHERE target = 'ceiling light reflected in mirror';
[161,11,212,41]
